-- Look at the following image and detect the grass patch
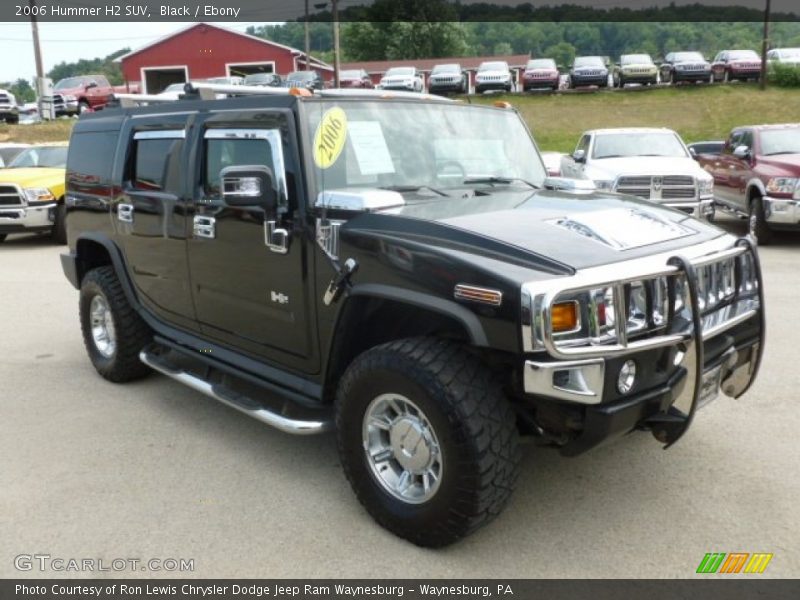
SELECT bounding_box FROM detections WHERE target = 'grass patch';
[0,119,75,144]
[472,84,800,152]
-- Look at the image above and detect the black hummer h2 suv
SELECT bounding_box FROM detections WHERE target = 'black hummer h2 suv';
[61,84,764,547]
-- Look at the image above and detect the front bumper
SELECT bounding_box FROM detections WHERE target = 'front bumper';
[523,77,559,89]
[0,203,57,234]
[381,82,416,91]
[570,74,608,86]
[673,69,712,81]
[764,196,800,228]
[429,81,463,92]
[664,198,714,218]
[729,68,761,79]
[476,80,512,91]
[619,72,658,83]
[521,237,764,454]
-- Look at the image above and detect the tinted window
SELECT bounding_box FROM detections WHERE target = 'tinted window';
[204,138,275,196]
[480,62,509,71]
[527,59,556,69]
[575,57,604,68]
[592,133,687,159]
[132,138,182,191]
[67,132,117,188]
[432,64,460,73]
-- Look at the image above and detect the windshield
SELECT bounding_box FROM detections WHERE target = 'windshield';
[575,57,604,68]
[673,52,705,62]
[759,128,800,155]
[385,67,414,77]
[527,59,556,69]
[54,77,89,90]
[8,146,68,168]
[287,72,314,81]
[779,48,800,58]
[479,62,508,72]
[593,133,687,159]
[622,55,653,65]
[729,50,759,60]
[307,101,546,196]
[432,64,460,74]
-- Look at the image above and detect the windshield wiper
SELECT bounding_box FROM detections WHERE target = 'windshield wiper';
[379,185,449,197]
[462,176,539,189]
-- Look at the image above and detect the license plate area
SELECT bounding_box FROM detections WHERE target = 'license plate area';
[698,365,722,409]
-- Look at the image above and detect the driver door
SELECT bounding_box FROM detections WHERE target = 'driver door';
[186,113,314,370]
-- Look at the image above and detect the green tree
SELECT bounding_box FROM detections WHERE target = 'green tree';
[6,78,36,103]
[543,42,576,69]
[343,22,468,61]
[47,48,129,85]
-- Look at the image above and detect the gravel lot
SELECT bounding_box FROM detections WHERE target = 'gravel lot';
[1,214,798,579]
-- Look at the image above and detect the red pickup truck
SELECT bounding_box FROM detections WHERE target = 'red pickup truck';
[52,75,137,116]
[695,123,800,244]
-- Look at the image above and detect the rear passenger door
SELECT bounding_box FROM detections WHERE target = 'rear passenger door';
[186,112,314,371]
[116,115,197,331]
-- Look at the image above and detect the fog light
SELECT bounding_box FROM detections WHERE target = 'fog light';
[617,360,636,394]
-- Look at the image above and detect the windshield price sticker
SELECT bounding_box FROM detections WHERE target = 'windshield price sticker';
[348,121,396,175]
[313,107,348,169]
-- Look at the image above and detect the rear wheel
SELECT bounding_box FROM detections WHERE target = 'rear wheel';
[749,196,773,245]
[336,337,520,547]
[80,266,152,382]
[51,202,67,244]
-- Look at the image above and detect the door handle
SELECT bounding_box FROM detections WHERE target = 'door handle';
[265,220,289,254]
[193,215,216,239]
[118,203,134,223]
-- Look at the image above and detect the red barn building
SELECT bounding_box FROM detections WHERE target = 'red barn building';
[117,23,332,94]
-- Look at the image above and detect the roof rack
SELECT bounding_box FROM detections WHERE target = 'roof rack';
[109,82,455,108]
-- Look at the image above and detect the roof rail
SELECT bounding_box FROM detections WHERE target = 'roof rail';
[186,82,299,97]
[111,93,183,107]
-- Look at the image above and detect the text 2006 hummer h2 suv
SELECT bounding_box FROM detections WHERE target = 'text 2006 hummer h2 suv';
[61,84,764,547]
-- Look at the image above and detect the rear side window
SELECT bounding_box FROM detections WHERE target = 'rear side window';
[130,132,183,192]
[205,138,274,195]
[67,132,117,189]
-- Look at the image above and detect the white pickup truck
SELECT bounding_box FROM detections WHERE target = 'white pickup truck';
[560,127,715,219]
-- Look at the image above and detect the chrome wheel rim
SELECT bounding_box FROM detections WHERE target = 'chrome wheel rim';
[90,295,116,358]
[362,394,443,504]
[749,213,758,238]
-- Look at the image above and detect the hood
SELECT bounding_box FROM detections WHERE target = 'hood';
[342,189,725,273]
[587,156,706,177]
[477,70,510,78]
[757,153,800,174]
[0,168,65,188]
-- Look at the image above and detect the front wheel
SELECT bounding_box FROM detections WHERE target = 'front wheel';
[80,266,152,382]
[749,196,773,245]
[336,338,520,547]
[51,201,67,244]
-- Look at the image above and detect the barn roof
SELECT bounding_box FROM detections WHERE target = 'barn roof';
[115,22,333,71]
[342,54,532,74]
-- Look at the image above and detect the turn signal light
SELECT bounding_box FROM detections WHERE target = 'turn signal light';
[551,301,579,332]
[493,101,513,109]
[288,87,312,97]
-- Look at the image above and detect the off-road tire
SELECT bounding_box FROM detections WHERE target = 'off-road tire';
[51,201,67,244]
[749,196,773,245]
[336,337,521,548]
[80,266,152,382]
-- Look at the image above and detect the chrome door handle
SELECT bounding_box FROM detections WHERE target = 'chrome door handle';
[265,220,289,254]
[118,203,134,223]
[193,215,216,239]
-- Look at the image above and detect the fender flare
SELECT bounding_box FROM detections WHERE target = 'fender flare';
[745,178,767,203]
[345,283,489,347]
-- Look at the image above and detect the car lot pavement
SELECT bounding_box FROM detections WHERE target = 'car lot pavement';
[1,214,798,578]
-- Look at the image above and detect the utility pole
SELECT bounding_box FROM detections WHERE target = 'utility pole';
[304,0,310,71]
[759,0,771,90]
[332,0,341,88]
[29,0,45,113]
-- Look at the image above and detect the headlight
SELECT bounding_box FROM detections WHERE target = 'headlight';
[63,95,77,102]
[24,187,56,203]
[594,179,614,191]
[766,177,799,198]
[698,177,714,197]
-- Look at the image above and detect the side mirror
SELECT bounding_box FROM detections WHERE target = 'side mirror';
[543,176,596,193]
[733,145,751,160]
[688,146,698,159]
[85,81,98,90]
[572,149,586,163]
[220,165,278,212]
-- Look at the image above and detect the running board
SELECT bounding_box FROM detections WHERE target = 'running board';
[139,350,332,435]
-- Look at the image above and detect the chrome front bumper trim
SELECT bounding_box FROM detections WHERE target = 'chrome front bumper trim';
[523,358,605,404]
[0,203,56,229]
[764,196,800,225]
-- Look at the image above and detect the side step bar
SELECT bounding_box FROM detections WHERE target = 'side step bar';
[139,350,333,435]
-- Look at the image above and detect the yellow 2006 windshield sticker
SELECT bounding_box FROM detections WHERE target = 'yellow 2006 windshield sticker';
[313,107,348,169]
